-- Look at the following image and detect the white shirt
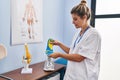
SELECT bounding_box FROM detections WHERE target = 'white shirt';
[64,27,101,80]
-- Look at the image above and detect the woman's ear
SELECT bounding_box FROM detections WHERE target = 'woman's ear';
[82,15,87,19]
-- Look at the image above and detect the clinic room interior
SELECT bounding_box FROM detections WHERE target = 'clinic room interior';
[0,0,120,80]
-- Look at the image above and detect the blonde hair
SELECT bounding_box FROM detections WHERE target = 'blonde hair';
[71,0,90,20]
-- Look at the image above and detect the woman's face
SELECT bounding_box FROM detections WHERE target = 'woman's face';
[71,13,86,29]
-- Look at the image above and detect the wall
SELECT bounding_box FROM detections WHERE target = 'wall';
[0,0,65,74]
[0,0,91,74]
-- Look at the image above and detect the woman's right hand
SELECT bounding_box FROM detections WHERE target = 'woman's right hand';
[51,40,70,53]
[50,40,61,46]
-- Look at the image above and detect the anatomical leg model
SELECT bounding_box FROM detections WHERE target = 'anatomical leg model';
[21,43,32,74]
[44,38,55,71]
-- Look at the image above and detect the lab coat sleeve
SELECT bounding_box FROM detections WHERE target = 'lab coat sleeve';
[78,33,101,60]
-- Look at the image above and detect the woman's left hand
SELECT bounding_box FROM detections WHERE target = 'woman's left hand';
[49,52,61,58]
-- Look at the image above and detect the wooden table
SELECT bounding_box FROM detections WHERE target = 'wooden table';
[0,61,65,80]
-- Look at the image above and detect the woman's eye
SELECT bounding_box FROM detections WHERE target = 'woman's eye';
[73,18,77,21]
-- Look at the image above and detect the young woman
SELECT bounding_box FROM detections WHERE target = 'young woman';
[49,0,101,80]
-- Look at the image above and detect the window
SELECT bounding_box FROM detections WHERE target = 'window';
[91,0,120,80]
[96,0,120,15]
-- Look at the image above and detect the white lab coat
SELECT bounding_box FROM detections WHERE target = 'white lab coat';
[64,27,101,80]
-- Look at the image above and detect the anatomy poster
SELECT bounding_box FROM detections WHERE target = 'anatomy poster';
[11,0,43,45]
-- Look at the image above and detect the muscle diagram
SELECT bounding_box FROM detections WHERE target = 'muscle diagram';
[22,0,38,39]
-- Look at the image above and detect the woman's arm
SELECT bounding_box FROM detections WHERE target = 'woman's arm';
[51,40,70,53]
[49,52,85,62]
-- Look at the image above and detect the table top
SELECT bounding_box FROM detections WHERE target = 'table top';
[1,61,65,80]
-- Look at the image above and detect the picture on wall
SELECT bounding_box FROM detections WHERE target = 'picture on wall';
[11,0,43,45]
